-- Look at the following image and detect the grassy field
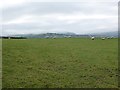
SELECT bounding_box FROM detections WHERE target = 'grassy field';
[2,38,118,88]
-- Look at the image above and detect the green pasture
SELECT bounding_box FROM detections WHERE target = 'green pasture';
[2,38,118,88]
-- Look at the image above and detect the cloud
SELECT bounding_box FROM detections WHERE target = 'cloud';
[1,1,118,35]
[2,2,117,21]
[0,0,29,9]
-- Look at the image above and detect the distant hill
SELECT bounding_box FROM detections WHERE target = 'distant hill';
[13,32,84,38]
[91,31,118,37]
[2,31,118,38]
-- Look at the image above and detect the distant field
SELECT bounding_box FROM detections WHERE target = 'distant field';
[2,38,118,88]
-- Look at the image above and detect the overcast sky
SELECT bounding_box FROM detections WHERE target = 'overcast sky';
[0,0,119,35]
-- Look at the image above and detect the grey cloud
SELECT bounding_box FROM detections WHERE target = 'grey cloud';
[2,2,82,21]
[2,2,117,21]
[2,17,117,35]
[1,2,118,35]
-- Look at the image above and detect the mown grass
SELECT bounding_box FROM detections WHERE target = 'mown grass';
[2,38,118,88]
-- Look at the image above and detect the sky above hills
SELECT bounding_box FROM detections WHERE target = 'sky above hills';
[0,0,118,35]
